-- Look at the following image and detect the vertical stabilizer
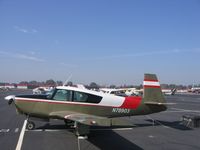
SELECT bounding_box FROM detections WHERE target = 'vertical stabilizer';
[143,74,166,104]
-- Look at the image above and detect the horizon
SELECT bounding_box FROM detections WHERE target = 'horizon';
[0,79,198,87]
[0,0,200,85]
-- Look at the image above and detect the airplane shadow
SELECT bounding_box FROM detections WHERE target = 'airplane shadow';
[144,119,192,131]
[87,130,143,150]
[36,121,136,130]
[36,123,72,130]
[33,119,192,150]
[35,119,192,131]
[35,124,143,150]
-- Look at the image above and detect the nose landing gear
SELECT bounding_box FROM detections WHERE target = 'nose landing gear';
[26,121,35,130]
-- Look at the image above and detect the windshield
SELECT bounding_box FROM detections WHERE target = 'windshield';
[46,88,56,99]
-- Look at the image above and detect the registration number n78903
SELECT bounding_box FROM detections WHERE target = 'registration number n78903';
[112,108,130,113]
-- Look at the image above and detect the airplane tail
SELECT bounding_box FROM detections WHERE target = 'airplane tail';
[142,74,167,110]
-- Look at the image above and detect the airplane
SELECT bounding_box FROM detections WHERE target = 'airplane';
[33,86,54,94]
[99,88,140,96]
[0,86,10,91]
[191,86,200,94]
[99,88,127,96]
[5,74,167,136]
[162,88,177,95]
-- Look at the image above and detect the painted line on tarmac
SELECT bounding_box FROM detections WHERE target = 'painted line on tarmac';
[26,129,69,132]
[15,128,19,133]
[164,111,195,113]
[172,100,200,104]
[0,129,10,133]
[171,108,200,113]
[26,128,133,132]
[146,115,170,129]
[16,120,27,150]
[91,128,133,131]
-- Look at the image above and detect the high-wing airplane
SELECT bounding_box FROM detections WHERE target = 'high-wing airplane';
[162,88,177,95]
[99,87,138,96]
[5,74,167,136]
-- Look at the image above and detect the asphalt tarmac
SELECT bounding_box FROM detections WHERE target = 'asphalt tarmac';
[0,89,200,150]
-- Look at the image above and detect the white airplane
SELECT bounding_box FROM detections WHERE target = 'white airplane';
[191,87,200,93]
[99,88,141,96]
[162,88,177,95]
[33,87,54,94]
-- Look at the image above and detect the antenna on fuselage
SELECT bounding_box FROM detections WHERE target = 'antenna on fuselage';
[63,74,73,86]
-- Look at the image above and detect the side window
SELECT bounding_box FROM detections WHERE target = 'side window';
[53,89,72,101]
[73,91,102,103]
[74,91,88,102]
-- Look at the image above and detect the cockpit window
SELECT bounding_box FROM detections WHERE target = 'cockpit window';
[52,89,72,101]
[52,89,102,103]
[73,91,102,103]
[74,91,88,102]
[46,88,55,99]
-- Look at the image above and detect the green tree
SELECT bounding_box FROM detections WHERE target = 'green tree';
[56,81,63,86]
[89,82,99,89]
[67,81,73,86]
[110,85,116,89]
[46,79,56,86]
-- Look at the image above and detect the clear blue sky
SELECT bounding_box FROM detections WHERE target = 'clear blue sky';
[0,0,200,85]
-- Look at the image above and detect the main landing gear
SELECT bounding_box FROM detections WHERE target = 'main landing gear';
[64,119,90,136]
[74,122,90,137]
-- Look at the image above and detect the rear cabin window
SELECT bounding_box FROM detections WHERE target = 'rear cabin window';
[53,89,72,101]
[73,91,102,104]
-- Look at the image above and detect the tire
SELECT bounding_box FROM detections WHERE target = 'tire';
[27,121,35,130]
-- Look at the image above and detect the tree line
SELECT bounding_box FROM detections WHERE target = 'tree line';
[0,80,199,90]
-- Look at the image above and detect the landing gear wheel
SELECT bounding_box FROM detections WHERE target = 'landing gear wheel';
[26,121,35,130]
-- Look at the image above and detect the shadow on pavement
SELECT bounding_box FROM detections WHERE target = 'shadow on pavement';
[36,123,143,150]
[145,119,192,130]
[87,130,143,150]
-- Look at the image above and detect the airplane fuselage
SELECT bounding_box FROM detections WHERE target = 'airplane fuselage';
[5,74,167,135]
[14,90,166,120]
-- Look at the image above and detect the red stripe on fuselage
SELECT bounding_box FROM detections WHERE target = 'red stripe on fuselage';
[120,96,142,109]
[144,79,158,82]
[143,85,160,88]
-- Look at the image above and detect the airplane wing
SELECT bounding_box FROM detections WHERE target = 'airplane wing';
[49,111,111,126]
[65,113,112,126]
